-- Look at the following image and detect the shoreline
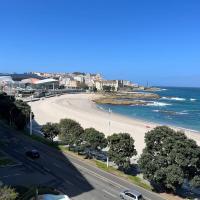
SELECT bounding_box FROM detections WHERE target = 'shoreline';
[96,104,200,134]
[30,93,200,155]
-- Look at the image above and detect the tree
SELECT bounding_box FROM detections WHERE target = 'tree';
[0,93,15,122]
[83,128,107,151]
[111,86,115,92]
[138,126,200,193]
[102,85,111,92]
[59,118,84,146]
[41,122,59,142]
[79,82,89,90]
[0,185,18,200]
[93,87,97,92]
[107,133,137,171]
[13,100,32,130]
[0,93,32,130]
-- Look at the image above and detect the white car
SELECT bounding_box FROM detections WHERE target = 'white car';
[41,194,71,200]
[120,189,144,200]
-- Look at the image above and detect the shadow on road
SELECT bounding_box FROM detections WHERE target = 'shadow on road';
[0,123,94,199]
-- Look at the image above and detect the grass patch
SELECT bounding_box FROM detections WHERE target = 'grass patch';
[95,160,116,173]
[95,160,152,191]
[0,158,15,166]
[57,145,69,153]
[24,132,59,149]
[127,175,152,190]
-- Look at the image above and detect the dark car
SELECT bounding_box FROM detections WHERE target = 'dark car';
[26,150,40,159]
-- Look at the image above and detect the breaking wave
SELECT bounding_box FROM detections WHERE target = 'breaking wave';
[153,110,188,115]
[147,102,172,107]
[162,97,186,101]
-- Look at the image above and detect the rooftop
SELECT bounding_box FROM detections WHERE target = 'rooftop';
[35,78,58,84]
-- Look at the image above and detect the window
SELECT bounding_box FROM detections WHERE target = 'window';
[125,192,136,199]
[138,195,144,200]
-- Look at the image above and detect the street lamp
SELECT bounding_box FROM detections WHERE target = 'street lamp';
[107,108,112,168]
[29,95,33,136]
[108,108,112,134]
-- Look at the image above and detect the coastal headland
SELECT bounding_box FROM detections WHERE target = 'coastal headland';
[30,93,200,155]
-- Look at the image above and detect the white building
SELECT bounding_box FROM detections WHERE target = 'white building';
[34,78,59,90]
[0,76,14,85]
[95,80,119,91]
[59,76,71,87]
[84,73,92,85]
[84,73,103,89]
[74,75,84,83]
[59,76,80,88]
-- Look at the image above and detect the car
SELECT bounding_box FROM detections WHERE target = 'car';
[41,194,71,200]
[26,149,40,159]
[120,189,144,200]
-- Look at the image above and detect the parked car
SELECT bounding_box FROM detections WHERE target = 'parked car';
[41,194,71,200]
[120,189,144,200]
[26,149,40,159]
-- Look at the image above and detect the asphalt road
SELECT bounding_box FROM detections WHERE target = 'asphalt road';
[0,125,165,200]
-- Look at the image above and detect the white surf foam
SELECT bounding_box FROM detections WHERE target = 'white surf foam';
[171,97,186,101]
[153,109,160,112]
[147,101,171,107]
[153,109,188,115]
[177,111,188,115]
[161,97,186,101]
[190,98,197,101]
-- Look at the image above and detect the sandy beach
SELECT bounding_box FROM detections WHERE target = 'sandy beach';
[30,93,200,155]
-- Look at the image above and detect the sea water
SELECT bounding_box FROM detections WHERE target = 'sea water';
[97,87,200,131]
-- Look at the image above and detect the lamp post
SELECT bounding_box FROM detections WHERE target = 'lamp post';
[107,108,112,168]
[29,95,33,136]
[9,107,15,127]
[35,187,38,200]
[9,82,12,99]
[108,108,112,134]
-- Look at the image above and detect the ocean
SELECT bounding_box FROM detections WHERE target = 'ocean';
[97,87,200,132]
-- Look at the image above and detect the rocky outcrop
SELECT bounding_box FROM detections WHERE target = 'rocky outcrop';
[92,92,160,105]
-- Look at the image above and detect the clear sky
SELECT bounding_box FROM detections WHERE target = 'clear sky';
[0,0,200,87]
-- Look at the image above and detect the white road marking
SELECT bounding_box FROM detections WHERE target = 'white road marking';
[71,162,123,189]
[102,189,118,198]
[75,174,86,181]
[43,166,51,172]
[70,161,152,200]
[53,163,61,168]
[17,139,158,200]
[65,179,74,186]
[2,173,21,178]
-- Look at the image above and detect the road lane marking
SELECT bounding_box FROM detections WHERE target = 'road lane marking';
[2,173,21,178]
[75,174,86,182]
[102,189,117,198]
[19,134,160,200]
[70,162,152,200]
[63,153,159,200]
[64,179,74,186]
[42,166,51,172]
[53,163,61,168]
[71,162,123,189]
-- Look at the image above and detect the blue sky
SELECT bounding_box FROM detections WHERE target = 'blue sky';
[0,0,200,87]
